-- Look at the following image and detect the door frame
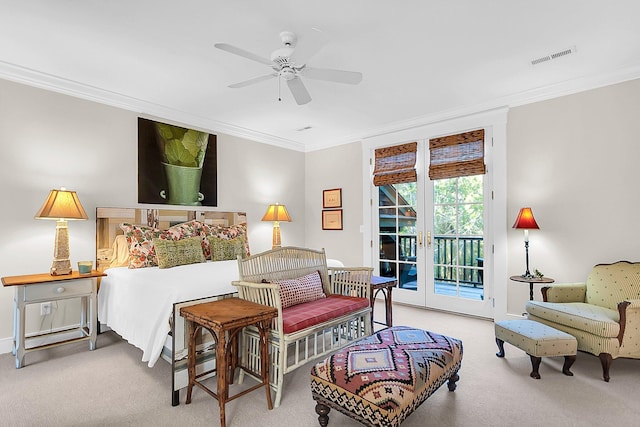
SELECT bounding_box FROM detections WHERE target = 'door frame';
[362,108,509,320]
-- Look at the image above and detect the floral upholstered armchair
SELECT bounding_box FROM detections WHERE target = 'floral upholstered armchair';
[525,261,640,381]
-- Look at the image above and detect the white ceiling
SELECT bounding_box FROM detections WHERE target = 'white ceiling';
[2,1,640,151]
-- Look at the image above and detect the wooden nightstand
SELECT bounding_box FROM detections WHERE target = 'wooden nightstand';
[1,270,105,368]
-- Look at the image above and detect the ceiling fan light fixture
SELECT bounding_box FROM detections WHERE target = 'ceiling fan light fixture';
[280,67,296,81]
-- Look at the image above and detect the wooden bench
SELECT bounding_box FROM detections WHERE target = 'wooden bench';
[495,319,577,379]
[232,246,373,408]
[311,326,463,426]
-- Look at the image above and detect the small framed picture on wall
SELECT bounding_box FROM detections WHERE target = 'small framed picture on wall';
[323,188,342,209]
[322,209,343,230]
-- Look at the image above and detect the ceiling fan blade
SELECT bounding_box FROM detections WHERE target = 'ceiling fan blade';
[287,77,312,105]
[214,43,273,66]
[228,74,277,88]
[301,67,363,85]
[289,28,327,65]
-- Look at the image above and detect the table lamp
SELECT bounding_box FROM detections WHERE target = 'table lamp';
[35,188,88,275]
[512,207,539,279]
[262,203,291,249]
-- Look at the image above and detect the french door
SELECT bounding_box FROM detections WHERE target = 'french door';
[374,143,493,318]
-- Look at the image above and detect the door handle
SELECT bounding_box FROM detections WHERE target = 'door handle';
[418,231,423,247]
[427,231,432,247]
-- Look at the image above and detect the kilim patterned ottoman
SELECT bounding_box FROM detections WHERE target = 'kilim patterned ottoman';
[310,326,463,426]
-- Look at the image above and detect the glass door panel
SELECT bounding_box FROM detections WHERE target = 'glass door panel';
[377,183,420,301]
[427,174,492,317]
[432,176,484,300]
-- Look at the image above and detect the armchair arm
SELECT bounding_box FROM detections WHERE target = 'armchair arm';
[328,267,373,299]
[618,299,640,346]
[541,282,586,303]
[232,280,283,332]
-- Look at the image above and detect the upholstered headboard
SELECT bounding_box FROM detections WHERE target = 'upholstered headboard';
[96,207,247,271]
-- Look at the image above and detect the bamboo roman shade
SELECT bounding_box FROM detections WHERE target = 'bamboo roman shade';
[372,142,417,186]
[428,129,486,180]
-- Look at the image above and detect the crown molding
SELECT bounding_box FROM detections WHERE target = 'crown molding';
[0,60,306,152]
[2,59,639,154]
[353,63,640,144]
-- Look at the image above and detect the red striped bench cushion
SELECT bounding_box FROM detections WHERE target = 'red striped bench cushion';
[281,295,369,334]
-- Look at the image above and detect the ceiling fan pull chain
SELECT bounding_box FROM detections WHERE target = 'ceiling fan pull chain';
[278,75,282,102]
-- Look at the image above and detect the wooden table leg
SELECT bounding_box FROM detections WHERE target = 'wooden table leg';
[185,320,196,405]
[369,292,375,328]
[385,287,393,327]
[217,330,228,427]
[259,320,274,410]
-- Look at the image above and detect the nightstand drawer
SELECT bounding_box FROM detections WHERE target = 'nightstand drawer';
[23,279,92,301]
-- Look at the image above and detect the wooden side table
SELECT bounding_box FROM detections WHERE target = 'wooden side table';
[509,275,555,300]
[1,270,105,368]
[180,298,278,427]
[370,275,397,327]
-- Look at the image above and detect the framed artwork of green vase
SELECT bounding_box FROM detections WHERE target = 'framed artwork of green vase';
[138,117,218,207]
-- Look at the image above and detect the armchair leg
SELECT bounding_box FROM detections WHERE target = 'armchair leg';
[598,353,612,382]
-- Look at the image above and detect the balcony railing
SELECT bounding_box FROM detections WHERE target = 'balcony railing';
[383,235,483,288]
[433,235,483,287]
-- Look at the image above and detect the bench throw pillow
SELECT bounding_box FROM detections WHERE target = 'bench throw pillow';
[153,236,206,269]
[273,270,326,309]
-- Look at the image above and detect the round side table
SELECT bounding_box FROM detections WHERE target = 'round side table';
[509,275,554,300]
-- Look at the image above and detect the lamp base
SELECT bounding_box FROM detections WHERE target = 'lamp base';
[272,222,282,250]
[50,260,72,276]
[50,219,73,276]
[520,272,535,280]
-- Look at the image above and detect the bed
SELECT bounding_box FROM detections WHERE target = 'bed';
[96,207,248,406]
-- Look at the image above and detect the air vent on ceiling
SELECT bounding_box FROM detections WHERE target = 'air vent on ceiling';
[531,46,576,66]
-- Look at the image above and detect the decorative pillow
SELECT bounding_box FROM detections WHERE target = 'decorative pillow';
[153,236,205,269]
[120,220,202,269]
[108,235,131,268]
[207,235,247,262]
[169,219,204,238]
[200,223,250,259]
[273,271,326,309]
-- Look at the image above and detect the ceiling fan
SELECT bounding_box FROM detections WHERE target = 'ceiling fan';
[215,31,363,105]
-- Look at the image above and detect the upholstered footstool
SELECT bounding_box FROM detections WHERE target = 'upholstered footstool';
[495,319,577,379]
[310,326,463,427]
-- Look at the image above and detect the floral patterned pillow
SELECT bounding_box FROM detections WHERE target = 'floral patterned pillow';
[169,219,204,238]
[200,223,250,259]
[120,220,203,269]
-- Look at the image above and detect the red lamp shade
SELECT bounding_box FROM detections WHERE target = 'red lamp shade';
[512,207,539,230]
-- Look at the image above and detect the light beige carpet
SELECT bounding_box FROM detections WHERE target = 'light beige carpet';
[1,302,639,426]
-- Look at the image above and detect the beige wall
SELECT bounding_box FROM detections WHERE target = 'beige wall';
[0,79,305,351]
[506,78,640,313]
[304,142,365,265]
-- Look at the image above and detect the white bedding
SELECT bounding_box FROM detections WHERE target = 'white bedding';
[98,260,238,367]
